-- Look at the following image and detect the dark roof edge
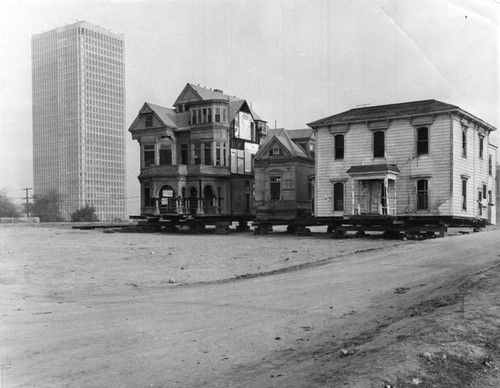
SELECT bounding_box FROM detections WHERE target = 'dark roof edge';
[308,105,496,132]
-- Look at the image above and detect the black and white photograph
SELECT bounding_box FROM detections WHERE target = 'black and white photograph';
[1,0,499,386]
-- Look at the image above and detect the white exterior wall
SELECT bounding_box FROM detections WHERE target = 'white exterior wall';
[451,116,497,223]
[315,114,453,218]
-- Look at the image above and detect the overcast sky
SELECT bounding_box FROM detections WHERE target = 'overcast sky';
[0,0,498,214]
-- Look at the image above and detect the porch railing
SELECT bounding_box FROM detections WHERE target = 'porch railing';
[352,194,397,216]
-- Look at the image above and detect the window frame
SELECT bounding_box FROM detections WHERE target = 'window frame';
[143,144,156,168]
[462,126,467,158]
[416,126,429,156]
[159,144,172,165]
[416,179,429,210]
[479,135,484,159]
[270,176,281,200]
[462,177,468,211]
[145,113,153,128]
[180,144,188,165]
[333,181,345,212]
[334,134,344,160]
[373,130,385,158]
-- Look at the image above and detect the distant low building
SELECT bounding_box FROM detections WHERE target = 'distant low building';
[308,99,497,226]
[254,128,315,223]
[128,83,267,217]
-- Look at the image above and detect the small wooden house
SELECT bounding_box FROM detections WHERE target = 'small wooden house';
[129,83,267,219]
[308,100,497,231]
[253,128,315,229]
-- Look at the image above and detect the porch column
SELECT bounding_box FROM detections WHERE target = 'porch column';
[153,197,160,215]
[351,180,355,215]
[384,177,389,215]
[393,180,397,215]
[197,197,205,215]
[177,197,183,214]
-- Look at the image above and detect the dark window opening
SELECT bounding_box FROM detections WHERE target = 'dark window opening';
[373,131,385,158]
[159,145,172,165]
[270,176,281,200]
[215,107,221,122]
[462,178,467,211]
[479,136,484,158]
[333,182,344,211]
[143,185,152,207]
[416,127,429,155]
[334,134,344,159]
[143,145,155,167]
[193,143,201,165]
[478,189,483,215]
[462,128,467,157]
[416,179,429,210]
[145,113,153,127]
[489,155,493,175]
[204,143,212,165]
[309,143,315,158]
[181,144,188,165]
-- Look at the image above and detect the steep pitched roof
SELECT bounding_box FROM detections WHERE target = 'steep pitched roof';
[255,128,309,159]
[174,83,243,106]
[189,83,242,102]
[287,128,314,140]
[249,106,265,122]
[307,99,496,130]
[146,103,178,127]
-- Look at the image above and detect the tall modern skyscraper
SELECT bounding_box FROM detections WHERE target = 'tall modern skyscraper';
[32,21,126,221]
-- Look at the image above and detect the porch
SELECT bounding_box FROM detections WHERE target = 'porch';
[346,164,400,216]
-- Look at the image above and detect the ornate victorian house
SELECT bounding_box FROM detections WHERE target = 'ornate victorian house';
[129,83,267,219]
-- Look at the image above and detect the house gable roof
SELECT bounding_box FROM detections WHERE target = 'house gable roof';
[145,103,178,128]
[128,102,178,133]
[287,128,315,140]
[308,99,496,132]
[174,83,243,106]
[255,128,309,159]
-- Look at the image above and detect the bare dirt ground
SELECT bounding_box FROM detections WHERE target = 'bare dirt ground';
[1,224,499,387]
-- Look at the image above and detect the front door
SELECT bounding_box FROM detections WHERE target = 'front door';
[159,185,176,214]
[367,181,384,214]
[203,185,214,214]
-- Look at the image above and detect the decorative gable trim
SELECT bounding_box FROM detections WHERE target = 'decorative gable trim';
[139,103,153,114]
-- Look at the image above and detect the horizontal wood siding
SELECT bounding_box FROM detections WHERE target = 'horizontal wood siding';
[451,116,497,223]
[315,114,453,217]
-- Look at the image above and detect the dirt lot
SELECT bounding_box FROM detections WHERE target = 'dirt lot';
[1,224,500,387]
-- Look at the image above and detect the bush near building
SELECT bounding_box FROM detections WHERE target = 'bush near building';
[32,190,64,222]
[0,190,21,217]
[71,205,99,222]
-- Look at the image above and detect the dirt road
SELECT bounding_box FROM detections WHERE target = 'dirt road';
[1,225,499,387]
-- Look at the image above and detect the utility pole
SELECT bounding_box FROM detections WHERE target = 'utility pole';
[22,187,32,217]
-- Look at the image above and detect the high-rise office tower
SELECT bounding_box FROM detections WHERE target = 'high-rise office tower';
[32,21,126,221]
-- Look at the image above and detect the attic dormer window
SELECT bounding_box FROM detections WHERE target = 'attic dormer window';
[145,113,153,128]
[269,146,283,156]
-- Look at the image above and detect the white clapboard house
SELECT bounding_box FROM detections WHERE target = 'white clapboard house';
[308,100,497,232]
